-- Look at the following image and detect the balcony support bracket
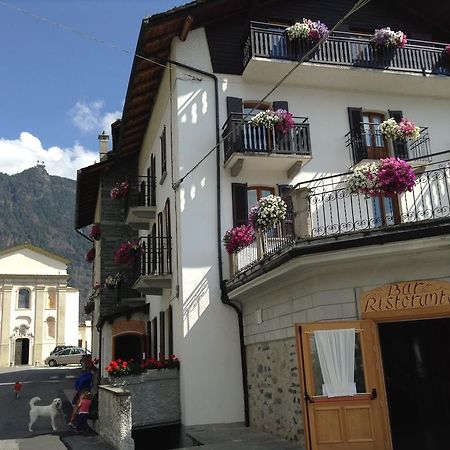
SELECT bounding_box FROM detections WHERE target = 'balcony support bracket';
[287,161,303,179]
[230,158,244,177]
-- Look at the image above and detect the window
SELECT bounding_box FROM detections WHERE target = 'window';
[47,317,56,339]
[160,126,167,178]
[18,289,30,309]
[47,288,57,309]
[247,186,275,209]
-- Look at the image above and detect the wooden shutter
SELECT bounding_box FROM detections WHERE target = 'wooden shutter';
[348,107,367,164]
[389,110,408,159]
[278,184,294,238]
[226,96,243,118]
[168,305,173,355]
[159,311,165,360]
[152,317,158,358]
[273,101,289,111]
[232,183,248,227]
[146,321,152,360]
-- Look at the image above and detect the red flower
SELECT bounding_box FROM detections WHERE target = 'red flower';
[85,248,95,263]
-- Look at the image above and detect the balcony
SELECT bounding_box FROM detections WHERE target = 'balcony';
[242,22,450,97]
[125,174,157,229]
[346,123,431,165]
[132,235,172,295]
[222,113,312,177]
[227,159,450,282]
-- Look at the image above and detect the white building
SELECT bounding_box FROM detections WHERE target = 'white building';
[76,1,450,448]
[0,244,79,366]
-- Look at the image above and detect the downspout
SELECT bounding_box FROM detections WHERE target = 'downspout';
[164,58,250,427]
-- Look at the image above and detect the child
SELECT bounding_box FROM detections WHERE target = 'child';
[73,391,92,433]
[13,381,22,399]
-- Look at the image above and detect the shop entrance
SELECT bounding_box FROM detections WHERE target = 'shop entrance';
[378,318,450,450]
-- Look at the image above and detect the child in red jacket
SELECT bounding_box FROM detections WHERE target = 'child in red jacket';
[13,381,22,399]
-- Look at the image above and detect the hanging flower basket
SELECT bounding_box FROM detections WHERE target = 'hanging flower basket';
[371,27,407,48]
[223,224,255,255]
[84,300,95,315]
[444,45,450,56]
[347,158,416,197]
[104,272,126,289]
[285,19,329,42]
[250,195,287,231]
[380,118,420,140]
[110,180,129,200]
[88,283,101,301]
[249,109,294,134]
[114,241,143,267]
[85,248,95,263]
[90,223,101,240]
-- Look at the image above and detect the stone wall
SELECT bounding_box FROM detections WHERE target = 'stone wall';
[98,385,134,450]
[246,338,305,447]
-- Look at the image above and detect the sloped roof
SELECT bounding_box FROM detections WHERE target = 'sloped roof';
[0,243,70,265]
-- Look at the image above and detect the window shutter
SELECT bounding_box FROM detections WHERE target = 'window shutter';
[147,321,152,360]
[226,97,243,119]
[278,184,294,238]
[159,311,165,360]
[232,183,248,227]
[348,107,367,163]
[273,101,289,111]
[389,110,408,159]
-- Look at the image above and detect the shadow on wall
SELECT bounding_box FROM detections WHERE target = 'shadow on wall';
[183,271,210,337]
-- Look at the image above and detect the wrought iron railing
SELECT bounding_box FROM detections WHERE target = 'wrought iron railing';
[222,113,311,162]
[230,160,450,277]
[126,174,156,209]
[243,22,450,76]
[345,122,431,164]
[136,235,172,277]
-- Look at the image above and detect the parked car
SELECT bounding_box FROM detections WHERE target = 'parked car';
[50,345,77,355]
[45,347,90,367]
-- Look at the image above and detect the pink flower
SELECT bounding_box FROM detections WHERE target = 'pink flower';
[85,248,95,263]
[377,157,416,197]
[114,241,142,266]
[223,225,255,254]
[445,44,450,56]
[274,110,295,134]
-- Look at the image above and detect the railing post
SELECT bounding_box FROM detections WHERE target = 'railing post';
[229,253,237,278]
[292,187,312,239]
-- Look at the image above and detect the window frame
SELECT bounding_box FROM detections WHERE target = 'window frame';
[17,288,31,310]
[46,287,57,310]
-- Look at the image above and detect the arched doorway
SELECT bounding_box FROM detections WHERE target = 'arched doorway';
[14,338,30,365]
[114,334,143,362]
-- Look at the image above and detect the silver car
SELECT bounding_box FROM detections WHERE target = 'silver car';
[45,347,90,367]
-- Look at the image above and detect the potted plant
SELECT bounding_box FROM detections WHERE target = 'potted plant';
[249,195,287,231]
[114,241,143,267]
[90,223,101,240]
[380,118,420,140]
[104,272,126,289]
[285,19,329,42]
[223,224,255,255]
[110,180,129,200]
[85,248,95,263]
[371,27,407,48]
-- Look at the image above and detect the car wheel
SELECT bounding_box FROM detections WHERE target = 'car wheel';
[48,359,57,367]
[79,359,83,365]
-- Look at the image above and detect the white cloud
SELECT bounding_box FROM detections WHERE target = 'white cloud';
[0,132,97,179]
[69,100,121,134]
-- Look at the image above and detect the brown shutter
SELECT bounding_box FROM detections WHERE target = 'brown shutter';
[226,97,243,119]
[389,110,408,160]
[273,101,289,111]
[278,184,294,238]
[232,183,248,227]
[348,107,367,163]
[146,321,152,360]
[152,317,158,358]
[168,305,173,356]
[159,311,165,360]
[226,97,244,153]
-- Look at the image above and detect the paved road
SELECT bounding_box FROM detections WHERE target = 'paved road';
[0,365,81,449]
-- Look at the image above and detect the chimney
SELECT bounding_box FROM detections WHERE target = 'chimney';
[98,131,109,159]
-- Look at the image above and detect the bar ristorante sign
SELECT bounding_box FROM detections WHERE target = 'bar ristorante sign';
[361,280,450,319]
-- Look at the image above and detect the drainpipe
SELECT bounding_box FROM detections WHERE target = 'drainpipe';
[163,57,250,427]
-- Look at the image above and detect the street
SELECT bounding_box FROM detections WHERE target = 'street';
[0,365,81,449]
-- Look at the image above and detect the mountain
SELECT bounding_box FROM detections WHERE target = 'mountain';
[0,164,91,321]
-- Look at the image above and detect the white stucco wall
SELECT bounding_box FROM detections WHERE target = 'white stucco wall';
[0,248,67,275]
[65,288,79,346]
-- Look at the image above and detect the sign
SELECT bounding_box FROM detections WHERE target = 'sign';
[361,280,450,320]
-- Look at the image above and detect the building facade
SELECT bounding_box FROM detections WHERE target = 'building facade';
[0,244,79,366]
[76,1,450,448]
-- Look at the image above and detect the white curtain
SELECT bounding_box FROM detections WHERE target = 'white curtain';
[314,328,356,397]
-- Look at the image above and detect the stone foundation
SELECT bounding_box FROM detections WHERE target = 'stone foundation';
[246,338,305,447]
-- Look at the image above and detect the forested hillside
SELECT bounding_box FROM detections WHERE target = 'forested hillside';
[0,164,91,320]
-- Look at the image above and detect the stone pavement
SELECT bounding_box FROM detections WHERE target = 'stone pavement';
[60,422,302,450]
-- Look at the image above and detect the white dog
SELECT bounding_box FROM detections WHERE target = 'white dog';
[29,396,62,432]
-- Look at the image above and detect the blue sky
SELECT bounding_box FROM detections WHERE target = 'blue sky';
[0,0,186,178]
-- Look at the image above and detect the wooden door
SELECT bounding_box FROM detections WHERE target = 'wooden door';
[296,321,391,450]
[362,113,389,159]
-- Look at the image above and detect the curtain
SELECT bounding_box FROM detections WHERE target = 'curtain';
[314,328,356,397]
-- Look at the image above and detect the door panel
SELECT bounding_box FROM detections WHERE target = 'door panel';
[296,320,391,450]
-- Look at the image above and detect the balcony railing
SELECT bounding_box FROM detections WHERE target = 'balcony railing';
[137,235,172,277]
[346,123,431,164]
[126,174,156,209]
[230,160,450,278]
[222,113,311,162]
[243,22,450,76]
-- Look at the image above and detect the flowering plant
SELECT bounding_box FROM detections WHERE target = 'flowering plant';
[286,19,329,41]
[445,45,450,56]
[84,301,95,315]
[106,355,180,377]
[377,157,416,196]
[110,181,129,200]
[250,195,287,230]
[104,272,126,289]
[114,241,143,266]
[250,109,294,134]
[347,162,380,197]
[85,248,95,263]
[223,224,255,254]
[380,118,420,140]
[90,223,101,240]
[88,283,101,301]
[371,27,407,48]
